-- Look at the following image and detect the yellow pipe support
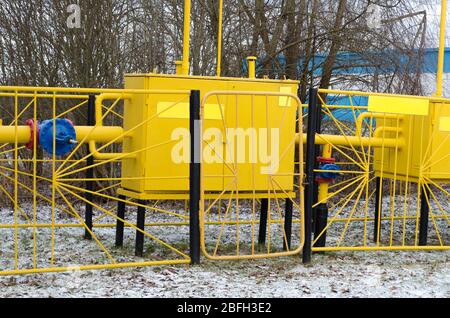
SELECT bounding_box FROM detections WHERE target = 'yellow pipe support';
[89,140,136,160]
[318,144,333,203]
[355,113,403,136]
[436,0,447,97]
[247,56,257,79]
[216,0,223,77]
[182,0,191,75]
[95,93,132,126]
[373,127,402,138]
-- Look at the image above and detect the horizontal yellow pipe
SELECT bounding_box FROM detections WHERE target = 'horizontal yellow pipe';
[319,88,450,103]
[0,125,124,144]
[0,86,191,95]
[313,246,450,252]
[89,140,135,160]
[0,259,190,276]
[0,93,89,100]
[298,133,404,148]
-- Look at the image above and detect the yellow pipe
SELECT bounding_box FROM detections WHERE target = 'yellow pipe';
[0,259,191,276]
[247,56,257,79]
[95,93,132,126]
[318,88,450,103]
[373,127,401,138]
[216,0,223,77]
[318,144,333,203]
[356,113,403,136]
[89,140,136,160]
[436,0,447,97]
[0,126,124,144]
[182,0,191,75]
[297,133,404,148]
[76,126,124,143]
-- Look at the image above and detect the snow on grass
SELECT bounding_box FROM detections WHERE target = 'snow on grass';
[0,196,448,298]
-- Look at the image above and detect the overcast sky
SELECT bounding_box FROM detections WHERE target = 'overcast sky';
[415,0,450,47]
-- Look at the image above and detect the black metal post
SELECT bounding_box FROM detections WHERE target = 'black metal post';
[190,90,201,265]
[258,199,269,246]
[313,203,328,248]
[303,88,319,264]
[283,199,293,250]
[374,177,382,243]
[135,200,146,257]
[84,94,95,240]
[312,100,323,232]
[419,187,430,246]
[115,195,126,247]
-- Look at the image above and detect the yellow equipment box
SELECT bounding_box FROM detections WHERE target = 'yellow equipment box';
[371,96,450,182]
[120,73,299,198]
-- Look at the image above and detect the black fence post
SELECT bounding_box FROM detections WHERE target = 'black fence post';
[419,187,430,246]
[374,177,383,243]
[84,94,95,240]
[283,199,293,250]
[258,199,269,246]
[190,90,201,265]
[312,100,323,232]
[303,88,319,264]
[313,203,328,248]
[135,200,146,257]
[115,195,126,247]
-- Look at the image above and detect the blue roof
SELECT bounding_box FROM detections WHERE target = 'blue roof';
[243,48,450,76]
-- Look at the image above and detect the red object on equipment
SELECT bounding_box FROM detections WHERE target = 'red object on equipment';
[317,157,336,164]
[25,119,39,151]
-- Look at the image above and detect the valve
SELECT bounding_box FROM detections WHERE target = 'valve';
[37,118,77,156]
[316,157,341,184]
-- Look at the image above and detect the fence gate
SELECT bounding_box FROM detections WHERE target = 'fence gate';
[308,88,450,253]
[0,87,193,275]
[199,91,305,260]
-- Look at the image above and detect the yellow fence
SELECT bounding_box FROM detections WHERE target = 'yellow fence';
[310,89,450,252]
[199,91,305,260]
[0,85,448,275]
[0,87,192,275]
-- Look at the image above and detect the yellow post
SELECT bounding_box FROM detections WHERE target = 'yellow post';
[436,0,447,97]
[182,0,191,76]
[247,56,257,79]
[216,0,223,77]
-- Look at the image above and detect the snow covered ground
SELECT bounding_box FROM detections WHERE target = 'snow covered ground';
[0,250,448,298]
[0,198,448,298]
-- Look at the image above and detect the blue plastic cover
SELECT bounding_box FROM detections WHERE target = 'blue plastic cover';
[39,119,77,156]
[318,164,341,180]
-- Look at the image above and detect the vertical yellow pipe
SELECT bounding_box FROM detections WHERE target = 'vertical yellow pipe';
[216,0,223,77]
[318,145,333,203]
[247,56,257,79]
[182,0,191,76]
[436,0,447,97]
